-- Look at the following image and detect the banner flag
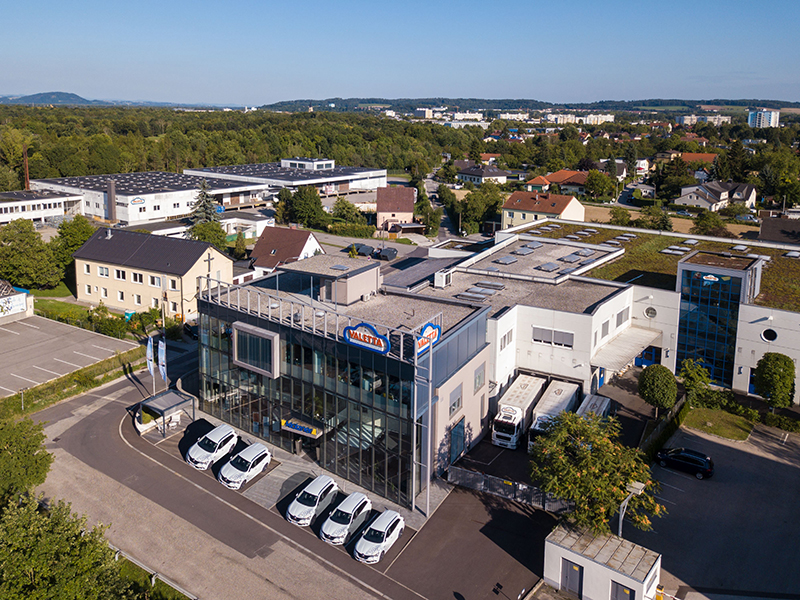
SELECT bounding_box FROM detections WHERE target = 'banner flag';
[158,339,167,383]
[146,336,154,379]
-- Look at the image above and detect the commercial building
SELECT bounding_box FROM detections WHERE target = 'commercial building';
[748,109,780,128]
[73,228,232,321]
[184,157,387,198]
[32,172,270,226]
[0,189,83,225]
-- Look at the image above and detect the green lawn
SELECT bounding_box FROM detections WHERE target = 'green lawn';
[683,407,753,441]
[29,281,73,298]
[394,237,415,245]
[34,298,89,320]
[118,558,189,599]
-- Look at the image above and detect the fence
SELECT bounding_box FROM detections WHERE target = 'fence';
[639,393,687,452]
[447,466,573,514]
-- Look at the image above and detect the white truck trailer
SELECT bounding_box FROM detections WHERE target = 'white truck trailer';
[491,374,547,449]
[576,394,612,419]
[528,380,581,451]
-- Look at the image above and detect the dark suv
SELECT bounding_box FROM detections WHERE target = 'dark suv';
[656,447,714,479]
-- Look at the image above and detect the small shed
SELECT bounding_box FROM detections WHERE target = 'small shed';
[544,524,661,600]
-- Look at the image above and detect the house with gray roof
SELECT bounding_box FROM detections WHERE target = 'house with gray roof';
[675,181,757,212]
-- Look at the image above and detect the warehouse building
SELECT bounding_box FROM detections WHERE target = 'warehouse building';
[0,189,83,225]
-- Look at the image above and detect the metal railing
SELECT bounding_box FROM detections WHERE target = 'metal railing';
[447,466,573,514]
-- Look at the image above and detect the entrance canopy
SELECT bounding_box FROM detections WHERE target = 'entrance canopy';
[591,326,662,372]
[141,390,194,420]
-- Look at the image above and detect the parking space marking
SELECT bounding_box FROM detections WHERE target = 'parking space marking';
[118,416,429,600]
[74,351,101,360]
[33,365,62,376]
[654,495,678,506]
[10,373,39,384]
[54,358,82,368]
[92,344,115,352]
[0,327,20,335]
[0,385,15,394]
[660,482,685,493]
[18,321,39,329]
[655,466,695,481]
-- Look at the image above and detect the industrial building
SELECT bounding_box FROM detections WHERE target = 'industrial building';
[0,189,83,225]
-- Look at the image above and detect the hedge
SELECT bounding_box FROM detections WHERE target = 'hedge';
[643,400,691,462]
[328,223,376,238]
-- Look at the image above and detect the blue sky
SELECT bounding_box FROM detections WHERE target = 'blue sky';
[3,0,798,105]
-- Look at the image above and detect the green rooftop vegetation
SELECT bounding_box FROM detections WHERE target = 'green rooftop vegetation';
[518,222,800,312]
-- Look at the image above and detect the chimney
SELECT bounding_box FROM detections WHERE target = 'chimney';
[105,228,112,240]
[107,179,116,222]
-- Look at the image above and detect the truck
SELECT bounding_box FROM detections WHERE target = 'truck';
[576,394,612,420]
[491,374,547,449]
[527,380,581,451]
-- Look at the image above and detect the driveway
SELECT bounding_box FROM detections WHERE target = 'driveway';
[626,425,800,598]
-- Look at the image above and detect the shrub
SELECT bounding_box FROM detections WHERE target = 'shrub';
[763,413,800,433]
[328,222,376,238]
[643,400,691,461]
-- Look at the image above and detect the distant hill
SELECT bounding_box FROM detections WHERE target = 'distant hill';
[0,91,103,106]
[261,97,800,114]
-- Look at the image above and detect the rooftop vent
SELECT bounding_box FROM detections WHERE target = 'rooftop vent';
[475,280,505,290]
[513,247,534,256]
[537,262,559,272]
[494,256,518,265]
[455,292,486,302]
[525,241,543,249]
[330,265,349,271]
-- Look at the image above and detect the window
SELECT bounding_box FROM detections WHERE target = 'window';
[169,278,178,291]
[533,327,573,349]
[594,331,598,347]
[114,269,126,281]
[85,285,91,295]
[762,328,778,342]
[84,264,90,275]
[521,213,526,220]
[149,275,161,288]
[500,329,514,351]
[154,205,160,211]
[170,301,178,313]
[232,321,280,379]
[474,363,485,393]
[532,327,553,344]
[117,291,124,301]
[134,294,141,305]
[152,297,159,308]
[644,306,657,319]
[553,331,574,348]
[101,287,108,298]
[139,207,146,213]
[616,307,630,328]
[602,320,610,338]
[507,211,514,218]
[132,272,143,284]
[173,203,179,209]
[98,266,109,278]
[449,384,463,417]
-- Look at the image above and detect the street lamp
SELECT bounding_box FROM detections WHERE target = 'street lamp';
[618,481,646,537]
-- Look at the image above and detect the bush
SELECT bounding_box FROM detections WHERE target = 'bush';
[328,222,376,238]
[644,400,691,461]
[691,388,760,422]
[763,413,800,433]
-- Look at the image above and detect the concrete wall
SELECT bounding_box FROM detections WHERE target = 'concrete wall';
[631,286,681,373]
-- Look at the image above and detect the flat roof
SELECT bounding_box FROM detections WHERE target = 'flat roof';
[275,254,379,279]
[34,171,267,196]
[547,524,659,583]
[0,189,81,202]
[681,251,759,271]
[185,162,384,185]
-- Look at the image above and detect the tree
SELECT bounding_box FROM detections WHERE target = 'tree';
[678,359,712,404]
[189,179,219,226]
[289,186,327,228]
[634,206,672,231]
[690,210,734,237]
[585,170,612,199]
[727,140,747,181]
[529,412,664,535]
[0,495,133,599]
[624,143,638,178]
[609,206,631,226]
[638,364,677,418]
[50,215,95,271]
[0,219,62,289]
[232,231,247,260]
[710,154,730,182]
[606,158,618,180]
[753,352,795,410]
[188,220,227,252]
[273,188,293,224]
[0,418,53,504]
[331,197,366,224]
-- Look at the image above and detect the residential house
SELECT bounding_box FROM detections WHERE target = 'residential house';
[681,152,718,167]
[249,228,324,277]
[675,181,757,212]
[456,165,510,186]
[595,160,627,182]
[501,191,585,228]
[376,186,416,231]
[73,229,233,321]
[480,153,501,165]
[634,159,650,178]
[525,176,551,192]
[544,170,590,196]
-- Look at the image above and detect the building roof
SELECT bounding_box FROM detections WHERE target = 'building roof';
[72,228,230,276]
[376,186,415,213]
[544,169,586,185]
[546,524,660,583]
[275,253,378,279]
[758,217,800,246]
[526,175,551,186]
[682,181,756,204]
[480,153,501,161]
[34,171,261,196]
[250,227,319,270]
[0,189,81,202]
[457,165,510,178]
[184,162,383,185]
[681,152,717,165]
[503,191,577,216]
[453,159,475,171]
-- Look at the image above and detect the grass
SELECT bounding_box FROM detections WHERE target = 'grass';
[118,558,189,599]
[29,281,73,297]
[683,407,753,441]
[394,237,415,245]
[34,298,89,320]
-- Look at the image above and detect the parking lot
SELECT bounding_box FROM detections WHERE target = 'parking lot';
[0,315,138,396]
[626,425,800,597]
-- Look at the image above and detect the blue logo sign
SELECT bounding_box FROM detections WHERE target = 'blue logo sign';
[416,322,441,356]
[130,197,145,205]
[215,205,225,214]
[344,322,390,355]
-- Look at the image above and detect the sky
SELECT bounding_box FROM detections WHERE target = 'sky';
[3,0,799,106]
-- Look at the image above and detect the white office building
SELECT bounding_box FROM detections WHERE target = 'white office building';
[748,109,780,128]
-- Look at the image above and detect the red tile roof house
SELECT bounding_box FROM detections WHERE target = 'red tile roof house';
[501,191,585,228]
[249,227,324,276]
[376,186,416,231]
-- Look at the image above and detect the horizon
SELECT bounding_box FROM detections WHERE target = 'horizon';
[3,0,798,106]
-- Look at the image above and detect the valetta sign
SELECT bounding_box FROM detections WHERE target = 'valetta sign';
[416,323,441,356]
[344,322,390,355]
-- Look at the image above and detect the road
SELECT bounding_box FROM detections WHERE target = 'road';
[34,352,425,600]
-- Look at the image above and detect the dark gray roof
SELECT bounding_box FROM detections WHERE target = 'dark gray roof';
[185,162,382,184]
[34,171,264,196]
[72,228,231,275]
[0,189,80,202]
[759,218,800,246]
[457,165,510,178]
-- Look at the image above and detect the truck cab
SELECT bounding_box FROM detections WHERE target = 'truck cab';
[492,406,523,449]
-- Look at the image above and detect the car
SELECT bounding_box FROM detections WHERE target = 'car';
[319,492,372,545]
[676,210,692,217]
[353,510,405,564]
[217,442,272,490]
[285,475,338,526]
[185,424,238,470]
[735,214,758,223]
[183,321,198,340]
[656,447,714,479]
[378,247,397,261]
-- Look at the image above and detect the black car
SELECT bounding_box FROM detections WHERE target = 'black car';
[183,321,199,340]
[655,447,714,479]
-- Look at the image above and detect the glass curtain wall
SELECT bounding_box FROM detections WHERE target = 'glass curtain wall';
[198,306,416,507]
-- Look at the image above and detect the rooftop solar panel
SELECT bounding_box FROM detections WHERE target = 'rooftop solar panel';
[537,262,560,272]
